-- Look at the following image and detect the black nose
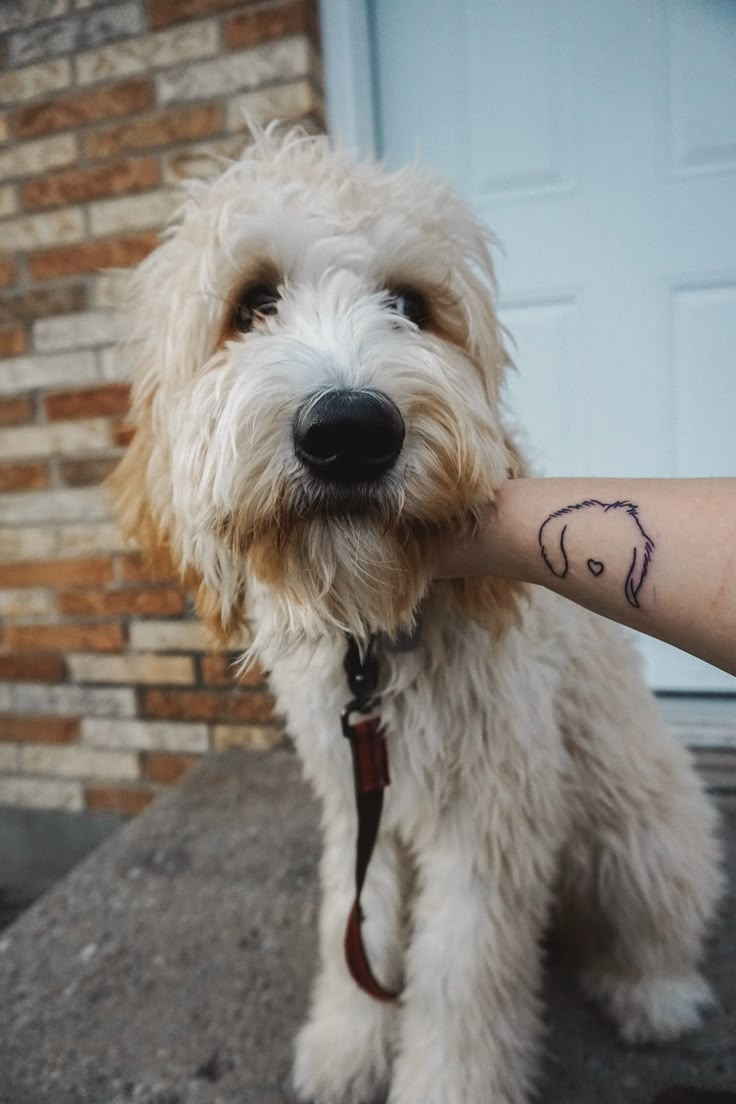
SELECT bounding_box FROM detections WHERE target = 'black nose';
[293,389,405,485]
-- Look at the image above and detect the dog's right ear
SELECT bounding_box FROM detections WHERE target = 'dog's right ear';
[110,418,244,647]
[109,403,178,581]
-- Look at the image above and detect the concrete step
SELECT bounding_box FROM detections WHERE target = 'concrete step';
[0,749,733,1104]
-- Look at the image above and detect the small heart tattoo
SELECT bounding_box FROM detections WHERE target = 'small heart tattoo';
[587,559,604,577]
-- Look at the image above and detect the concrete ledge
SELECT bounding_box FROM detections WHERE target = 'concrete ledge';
[0,749,733,1104]
[0,804,121,928]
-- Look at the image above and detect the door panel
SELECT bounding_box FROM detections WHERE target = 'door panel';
[667,0,736,174]
[673,282,736,476]
[370,0,736,690]
[464,0,576,199]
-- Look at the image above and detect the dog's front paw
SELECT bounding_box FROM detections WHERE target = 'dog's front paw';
[582,969,714,1044]
[293,1010,391,1104]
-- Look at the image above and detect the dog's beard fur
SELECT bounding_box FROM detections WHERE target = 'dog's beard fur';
[235,470,492,645]
[159,317,511,645]
[112,130,524,650]
[249,519,433,642]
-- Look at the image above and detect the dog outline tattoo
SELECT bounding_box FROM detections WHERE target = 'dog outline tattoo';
[539,499,655,608]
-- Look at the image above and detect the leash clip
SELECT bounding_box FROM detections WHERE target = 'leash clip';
[343,634,379,704]
[341,699,363,741]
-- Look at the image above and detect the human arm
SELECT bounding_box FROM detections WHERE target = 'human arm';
[436,478,736,677]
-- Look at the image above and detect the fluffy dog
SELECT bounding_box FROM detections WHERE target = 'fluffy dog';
[112,128,721,1104]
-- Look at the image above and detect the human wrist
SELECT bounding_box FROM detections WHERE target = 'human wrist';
[435,483,533,581]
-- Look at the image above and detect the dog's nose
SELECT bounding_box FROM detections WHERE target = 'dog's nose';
[294,389,405,485]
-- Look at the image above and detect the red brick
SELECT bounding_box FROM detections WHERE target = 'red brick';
[224,2,307,50]
[0,259,16,289]
[0,557,113,589]
[200,653,233,685]
[15,79,154,140]
[85,785,157,816]
[201,653,265,686]
[150,0,254,29]
[118,553,175,585]
[5,623,124,652]
[305,0,320,47]
[59,457,119,487]
[142,688,276,723]
[111,421,135,448]
[28,233,159,281]
[84,104,224,160]
[0,283,86,325]
[0,716,79,745]
[22,157,160,211]
[0,654,65,682]
[57,587,186,617]
[0,326,27,357]
[0,397,33,426]
[45,383,131,422]
[140,751,200,784]
[0,460,49,492]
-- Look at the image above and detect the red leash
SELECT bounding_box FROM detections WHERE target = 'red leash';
[341,636,398,1002]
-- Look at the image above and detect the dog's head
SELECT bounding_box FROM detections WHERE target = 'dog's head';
[112,128,525,649]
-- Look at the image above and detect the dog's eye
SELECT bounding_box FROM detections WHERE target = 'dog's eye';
[386,289,429,328]
[233,284,280,332]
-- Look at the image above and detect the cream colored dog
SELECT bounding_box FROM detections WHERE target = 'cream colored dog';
[113,129,721,1104]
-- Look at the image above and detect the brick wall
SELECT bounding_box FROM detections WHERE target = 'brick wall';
[0,0,323,815]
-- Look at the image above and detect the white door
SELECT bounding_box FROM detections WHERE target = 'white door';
[326,0,736,691]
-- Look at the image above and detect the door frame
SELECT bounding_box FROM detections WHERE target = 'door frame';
[319,0,376,155]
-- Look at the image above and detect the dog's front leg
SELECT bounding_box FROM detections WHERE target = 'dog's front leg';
[389,804,555,1104]
[294,792,404,1104]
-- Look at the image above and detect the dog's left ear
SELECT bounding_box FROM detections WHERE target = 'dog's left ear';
[461,276,513,407]
[503,431,526,480]
[449,207,513,406]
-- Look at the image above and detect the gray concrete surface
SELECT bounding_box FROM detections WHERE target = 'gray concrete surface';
[0,805,121,929]
[0,748,733,1104]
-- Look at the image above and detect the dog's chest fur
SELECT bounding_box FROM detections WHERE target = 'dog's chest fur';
[261,586,575,853]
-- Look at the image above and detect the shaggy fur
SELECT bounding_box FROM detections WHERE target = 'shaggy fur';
[112,127,722,1104]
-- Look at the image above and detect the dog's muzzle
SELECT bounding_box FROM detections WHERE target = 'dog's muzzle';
[293,389,405,485]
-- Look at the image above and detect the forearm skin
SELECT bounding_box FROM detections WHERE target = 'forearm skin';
[437,479,736,678]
